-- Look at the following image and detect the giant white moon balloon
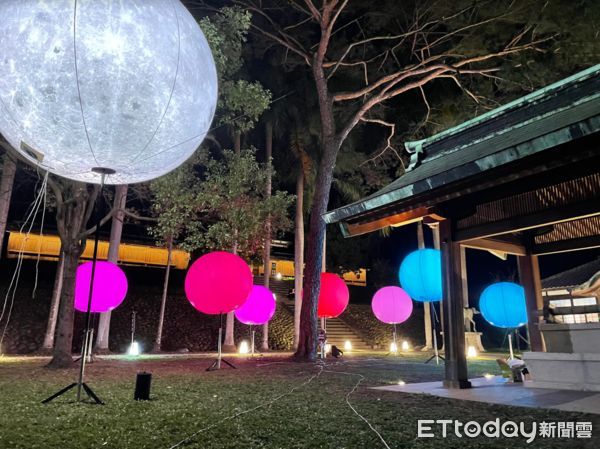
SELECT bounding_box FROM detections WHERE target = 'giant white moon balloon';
[0,0,218,184]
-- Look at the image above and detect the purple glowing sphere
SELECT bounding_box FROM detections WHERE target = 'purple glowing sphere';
[371,286,413,324]
[74,261,128,313]
[235,285,276,325]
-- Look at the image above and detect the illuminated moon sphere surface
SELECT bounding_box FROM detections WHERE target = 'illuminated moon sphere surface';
[74,261,128,313]
[479,282,527,329]
[185,251,253,315]
[399,248,443,302]
[0,0,218,184]
[235,285,276,325]
[318,273,350,319]
[371,286,413,324]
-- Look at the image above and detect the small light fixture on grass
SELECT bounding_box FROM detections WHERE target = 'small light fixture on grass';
[467,345,477,358]
[401,340,410,351]
[390,342,398,353]
[239,340,250,354]
[128,341,140,357]
[397,380,406,386]
[344,340,352,351]
[484,373,495,380]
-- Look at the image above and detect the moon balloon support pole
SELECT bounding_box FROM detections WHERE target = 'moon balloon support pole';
[206,313,237,371]
[425,302,445,365]
[43,168,114,405]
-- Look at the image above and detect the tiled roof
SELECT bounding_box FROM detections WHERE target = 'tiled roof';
[542,258,600,290]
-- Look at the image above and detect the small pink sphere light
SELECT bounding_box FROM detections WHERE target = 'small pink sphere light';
[184,251,253,314]
[74,261,128,313]
[235,285,276,325]
[318,273,350,318]
[371,286,413,324]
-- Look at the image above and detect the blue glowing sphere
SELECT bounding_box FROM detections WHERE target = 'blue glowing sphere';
[398,249,443,302]
[479,282,527,329]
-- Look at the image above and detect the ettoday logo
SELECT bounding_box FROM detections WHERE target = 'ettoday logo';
[417,419,593,443]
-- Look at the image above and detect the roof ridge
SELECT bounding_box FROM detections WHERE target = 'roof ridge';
[404,64,600,165]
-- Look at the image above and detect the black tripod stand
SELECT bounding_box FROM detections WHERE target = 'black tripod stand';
[43,168,114,404]
[206,313,237,371]
[425,302,445,364]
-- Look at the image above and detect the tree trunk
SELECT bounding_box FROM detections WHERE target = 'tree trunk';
[223,312,235,351]
[41,251,64,352]
[234,131,241,154]
[418,222,433,350]
[295,58,340,360]
[153,235,173,352]
[0,152,17,255]
[293,170,304,349]
[47,245,82,367]
[261,120,273,351]
[47,182,95,368]
[95,184,128,353]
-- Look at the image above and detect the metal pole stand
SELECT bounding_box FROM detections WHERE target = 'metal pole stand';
[206,313,236,371]
[425,302,445,365]
[249,326,263,358]
[508,333,515,360]
[43,168,114,405]
[386,323,399,356]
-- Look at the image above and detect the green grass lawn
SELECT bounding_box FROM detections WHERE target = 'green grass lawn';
[0,352,597,448]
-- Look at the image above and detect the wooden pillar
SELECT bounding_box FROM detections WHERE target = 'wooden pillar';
[460,246,469,307]
[517,254,545,352]
[439,219,471,389]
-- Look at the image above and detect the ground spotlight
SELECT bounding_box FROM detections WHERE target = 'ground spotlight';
[239,340,250,354]
[467,345,477,358]
[128,341,141,356]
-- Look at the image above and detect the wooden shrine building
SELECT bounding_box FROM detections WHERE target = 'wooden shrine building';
[323,65,600,388]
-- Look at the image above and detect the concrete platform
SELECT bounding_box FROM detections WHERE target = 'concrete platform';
[372,376,600,415]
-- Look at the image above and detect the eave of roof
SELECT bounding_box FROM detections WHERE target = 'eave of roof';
[323,64,600,227]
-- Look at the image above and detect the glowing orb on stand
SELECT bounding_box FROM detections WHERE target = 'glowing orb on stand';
[235,285,276,325]
[399,249,443,302]
[74,261,128,313]
[318,273,349,318]
[479,282,527,328]
[371,286,413,324]
[184,252,253,315]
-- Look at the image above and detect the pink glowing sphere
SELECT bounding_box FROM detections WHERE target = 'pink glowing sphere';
[184,251,253,315]
[74,261,128,313]
[318,273,350,318]
[371,286,413,324]
[235,285,276,325]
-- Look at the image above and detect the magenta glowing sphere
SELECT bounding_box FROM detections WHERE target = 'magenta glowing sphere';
[371,286,413,324]
[74,261,128,313]
[318,273,350,318]
[184,251,253,315]
[234,285,276,325]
